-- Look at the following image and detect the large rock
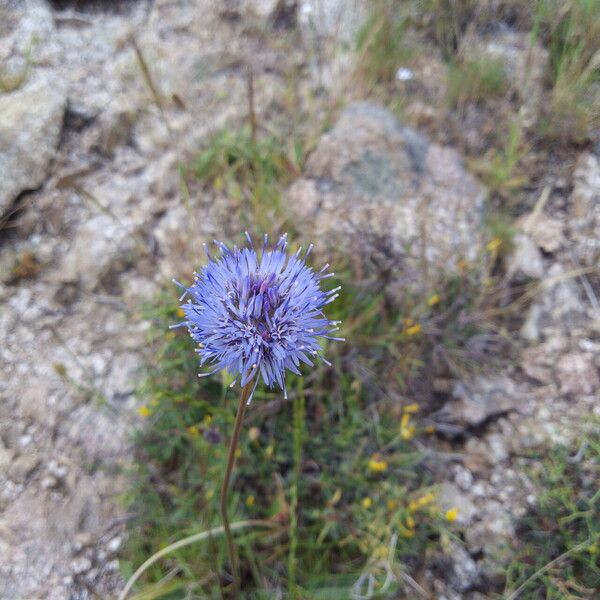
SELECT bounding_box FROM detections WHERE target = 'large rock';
[0,78,66,214]
[289,103,486,290]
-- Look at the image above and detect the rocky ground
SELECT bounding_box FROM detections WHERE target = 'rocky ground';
[0,1,598,599]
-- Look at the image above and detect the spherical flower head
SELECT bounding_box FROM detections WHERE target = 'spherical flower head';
[173,233,343,399]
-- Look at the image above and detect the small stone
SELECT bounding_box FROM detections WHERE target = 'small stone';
[507,233,544,280]
[453,465,474,491]
[556,353,599,396]
[438,375,520,429]
[106,536,122,555]
[486,434,509,462]
[72,532,93,554]
[70,557,92,575]
[41,476,58,489]
[516,212,565,253]
[106,559,120,572]
[8,453,39,483]
[447,541,480,592]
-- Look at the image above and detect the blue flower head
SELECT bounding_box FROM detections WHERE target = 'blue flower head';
[173,233,343,400]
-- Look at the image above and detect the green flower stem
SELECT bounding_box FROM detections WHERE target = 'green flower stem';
[288,379,305,599]
[221,381,253,596]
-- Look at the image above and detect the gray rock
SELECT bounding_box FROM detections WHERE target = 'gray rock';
[570,153,600,267]
[436,375,520,429]
[556,352,599,396]
[288,102,486,292]
[447,542,480,593]
[507,233,545,280]
[521,264,587,343]
[516,211,565,253]
[465,501,514,556]
[437,482,477,526]
[0,78,66,215]
[8,453,40,483]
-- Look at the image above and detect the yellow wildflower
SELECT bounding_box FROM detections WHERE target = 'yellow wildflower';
[400,524,415,538]
[427,294,440,306]
[409,492,435,512]
[137,405,152,417]
[202,414,212,425]
[486,237,502,253]
[361,497,372,509]
[445,507,459,522]
[245,495,255,507]
[186,425,200,436]
[387,499,398,511]
[368,455,388,473]
[176,308,185,318]
[403,403,420,414]
[406,515,416,529]
[405,323,422,336]
[400,413,416,440]
[373,545,388,559]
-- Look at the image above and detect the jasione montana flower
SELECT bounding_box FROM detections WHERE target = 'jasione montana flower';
[173,233,343,399]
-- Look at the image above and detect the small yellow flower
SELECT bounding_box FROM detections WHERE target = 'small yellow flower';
[401,427,415,441]
[405,323,422,336]
[387,499,398,511]
[137,405,152,417]
[406,515,416,529]
[409,492,435,512]
[400,524,415,538]
[400,413,416,440]
[361,497,373,509]
[368,455,388,473]
[424,424,435,434]
[186,425,200,436]
[445,507,459,522]
[245,495,255,507]
[373,545,388,559]
[202,414,212,425]
[427,294,440,306]
[403,403,420,414]
[176,308,185,318]
[486,237,502,253]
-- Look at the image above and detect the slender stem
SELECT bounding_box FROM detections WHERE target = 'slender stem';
[118,519,276,600]
[221,381,253,596]
[287,379,305,599]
